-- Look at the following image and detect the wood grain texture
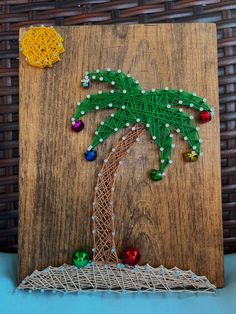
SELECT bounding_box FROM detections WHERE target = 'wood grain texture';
[19,24,224,287]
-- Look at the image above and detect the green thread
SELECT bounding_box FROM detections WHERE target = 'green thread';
[73,69,213,180]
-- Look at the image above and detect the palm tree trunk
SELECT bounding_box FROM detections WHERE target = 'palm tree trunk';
[92,124,145,263]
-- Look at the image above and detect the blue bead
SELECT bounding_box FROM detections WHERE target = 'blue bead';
[82,81,90,88]
[145,265,151,272]
[175,270,181,277]
[116,263,125,269]
[85,150,97,161]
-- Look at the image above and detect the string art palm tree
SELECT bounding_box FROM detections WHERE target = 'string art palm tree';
[72,69,213,264]
[19,69,216,293]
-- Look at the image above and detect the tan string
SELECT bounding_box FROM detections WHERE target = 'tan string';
[92,124,145,263]
[18,263,216,293]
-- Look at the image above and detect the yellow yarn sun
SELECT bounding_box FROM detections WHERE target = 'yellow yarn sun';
[20,26,64,68]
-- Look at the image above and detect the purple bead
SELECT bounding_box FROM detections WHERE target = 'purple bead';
[72,120,84,132]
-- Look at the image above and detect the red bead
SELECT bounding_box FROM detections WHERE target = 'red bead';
[121,247,141,266]
[199,111,211,123]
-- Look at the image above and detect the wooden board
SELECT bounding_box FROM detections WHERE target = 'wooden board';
[19,24,224,287]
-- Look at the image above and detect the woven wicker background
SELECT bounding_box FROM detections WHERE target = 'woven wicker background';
[0,0,235,254]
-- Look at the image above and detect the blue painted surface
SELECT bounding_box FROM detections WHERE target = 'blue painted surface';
[0,253,236,314]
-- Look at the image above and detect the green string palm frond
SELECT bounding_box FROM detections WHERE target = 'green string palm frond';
[72,69,213,181]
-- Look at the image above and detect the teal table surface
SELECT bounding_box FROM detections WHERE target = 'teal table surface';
[0,253,236,314]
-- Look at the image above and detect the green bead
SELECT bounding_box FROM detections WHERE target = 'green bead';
[72,250,90,268]
[150,169,162,181]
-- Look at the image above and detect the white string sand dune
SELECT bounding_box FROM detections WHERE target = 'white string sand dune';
[18,263,216,293]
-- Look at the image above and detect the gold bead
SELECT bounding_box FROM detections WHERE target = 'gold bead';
[184,151,198,162]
